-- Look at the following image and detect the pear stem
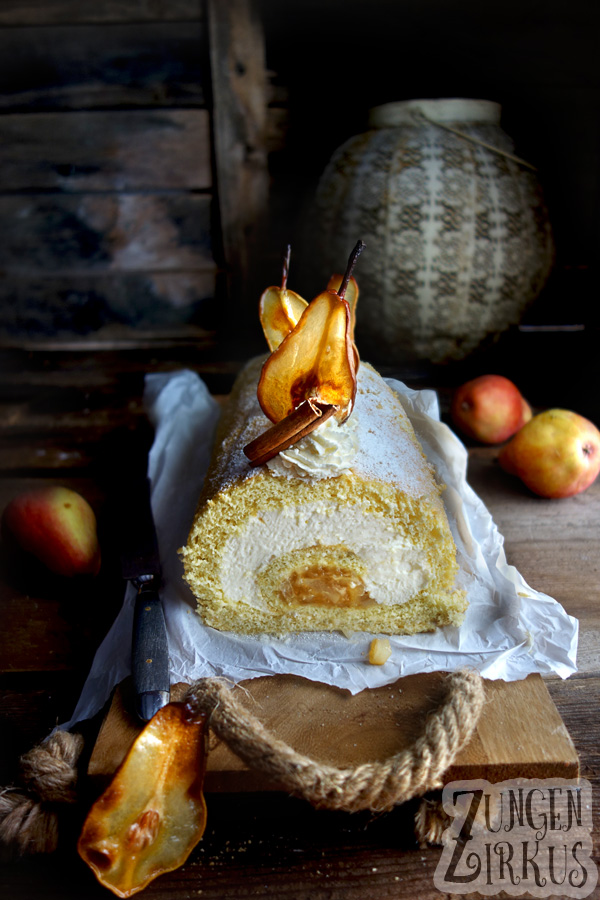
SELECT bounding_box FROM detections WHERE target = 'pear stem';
[281,244,292,290]
[337,240,366,300]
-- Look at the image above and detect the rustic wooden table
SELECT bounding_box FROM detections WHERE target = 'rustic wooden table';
[0,342,598,899]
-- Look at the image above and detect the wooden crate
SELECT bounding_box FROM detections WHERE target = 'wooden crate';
[0,0,272,345]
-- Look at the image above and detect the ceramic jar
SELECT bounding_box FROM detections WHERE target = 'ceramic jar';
[311,98,554,363]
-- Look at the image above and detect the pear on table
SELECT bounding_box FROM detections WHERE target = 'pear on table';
[451,374,531,444]
[2,485,101,577]
[499,408,600,498]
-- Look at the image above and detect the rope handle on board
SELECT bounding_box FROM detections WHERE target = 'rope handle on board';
[184,669,485,813]
[0,669,484,856]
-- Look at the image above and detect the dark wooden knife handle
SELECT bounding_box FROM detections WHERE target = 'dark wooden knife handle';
[132,583,170,721]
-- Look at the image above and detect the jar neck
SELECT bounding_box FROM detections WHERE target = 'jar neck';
[368,99,502,128]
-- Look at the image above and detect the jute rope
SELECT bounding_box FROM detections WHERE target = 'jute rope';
[184,669,485,813]
[414,794,452,847]
[0,731,84,858]
[0,669,484,856]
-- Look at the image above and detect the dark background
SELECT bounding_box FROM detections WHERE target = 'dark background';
[0,0,597,411]
[260,0,598,315]
[257,0,599,420]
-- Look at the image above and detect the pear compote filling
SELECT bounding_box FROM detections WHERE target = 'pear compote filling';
[251,537,427,615]
[279,564,376,609]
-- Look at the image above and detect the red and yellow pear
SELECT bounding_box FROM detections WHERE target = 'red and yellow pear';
[498,409,600,498]
[2,485,101,576]
[451,374,532,444]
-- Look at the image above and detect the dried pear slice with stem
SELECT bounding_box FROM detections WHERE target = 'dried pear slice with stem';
[78,703,208,898]
[259,245,308,351]
[327,273,359,339]
[258,291,356,424]
[257,241,365,425]
[327,272,360,370]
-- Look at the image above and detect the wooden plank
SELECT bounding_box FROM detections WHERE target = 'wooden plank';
[0,431,130,473]
[0,592,77,673]
[0,380,149,472]
[0,370,161,471]
[0,356,203,472]
[0,0,204,26]
[467,453,600,673]
[0,788,480,900]
[0,368,224,470]
[546,674,600,774]
[207,0,270,307]
[0,194,214,273]
[0,23,207,112]
[0,388,145,436]
[446,676,578,781]
[0,271,217,340]
[0,438,102,473]
[466,446,600,545]
[0,347,243,392]
[88,673,579,792]
[0,110,212,191]
[0,676,87,779]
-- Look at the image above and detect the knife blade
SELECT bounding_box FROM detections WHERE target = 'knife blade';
[118,460,170,723]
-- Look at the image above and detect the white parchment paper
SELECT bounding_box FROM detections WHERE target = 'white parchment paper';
[63,369,578,729]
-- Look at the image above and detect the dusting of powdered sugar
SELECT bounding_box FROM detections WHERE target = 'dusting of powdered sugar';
[210,357,435,498]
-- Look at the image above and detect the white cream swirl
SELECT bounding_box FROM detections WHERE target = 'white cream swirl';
[266,413,359,480]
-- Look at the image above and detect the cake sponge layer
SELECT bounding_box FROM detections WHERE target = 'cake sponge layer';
[181,357,467,635]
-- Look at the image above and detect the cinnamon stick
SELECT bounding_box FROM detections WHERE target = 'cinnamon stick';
[243,401,335,467]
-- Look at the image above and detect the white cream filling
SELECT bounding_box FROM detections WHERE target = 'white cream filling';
[220,504,429,610]
[266,413,359,480]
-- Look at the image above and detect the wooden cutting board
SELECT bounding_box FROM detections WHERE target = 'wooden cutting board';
[88,672,579,791]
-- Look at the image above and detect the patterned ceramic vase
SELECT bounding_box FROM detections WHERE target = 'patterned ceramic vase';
[311,99,554,363]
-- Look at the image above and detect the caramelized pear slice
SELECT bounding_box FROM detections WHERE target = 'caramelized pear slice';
[327,272,360,370]
[258,288,357,424]
[259,285,308,351]
[327,273,359,338]
[258,245,308,351]
[78,703,208,898]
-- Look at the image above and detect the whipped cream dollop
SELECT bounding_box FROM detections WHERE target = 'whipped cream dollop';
[266,413,359,480]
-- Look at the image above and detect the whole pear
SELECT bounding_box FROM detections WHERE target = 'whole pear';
[451,375,532,444]
[498,409,600,498]
[2,486,101,576]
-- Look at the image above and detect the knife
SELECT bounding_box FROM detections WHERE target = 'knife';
[118,460,171,722]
